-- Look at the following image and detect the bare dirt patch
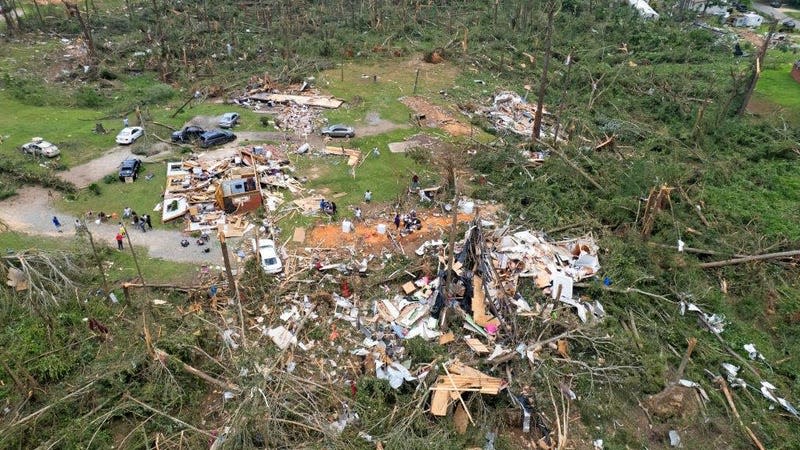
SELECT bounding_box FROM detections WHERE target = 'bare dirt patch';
[401,96,473,136]
[304,211,472,255]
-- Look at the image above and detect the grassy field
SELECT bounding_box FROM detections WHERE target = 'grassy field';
[54,162,173,229]
[319,58,461,125]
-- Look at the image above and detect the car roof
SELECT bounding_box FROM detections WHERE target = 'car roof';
[202,129,232,137]
[222,112,238,118]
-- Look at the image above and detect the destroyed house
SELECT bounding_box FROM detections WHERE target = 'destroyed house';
[216,177,262,213]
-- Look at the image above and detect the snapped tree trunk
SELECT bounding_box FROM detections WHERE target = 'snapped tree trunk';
[737,22,775,116]
[62,1,98,66]
[533,1,558,140]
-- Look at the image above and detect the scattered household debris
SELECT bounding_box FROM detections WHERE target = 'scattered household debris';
[160,147,301,233]
[479,91,565,142]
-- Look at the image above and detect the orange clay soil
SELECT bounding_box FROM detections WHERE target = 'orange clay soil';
[304,213,474,254]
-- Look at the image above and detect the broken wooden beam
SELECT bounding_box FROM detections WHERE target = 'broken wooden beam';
[699,250,800,269]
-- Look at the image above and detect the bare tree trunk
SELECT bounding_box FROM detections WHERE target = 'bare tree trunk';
[0,0,18,33]
[32,0,45,25]
[533,1,558,140]
[62,1,98,66]
[737,23,775,116]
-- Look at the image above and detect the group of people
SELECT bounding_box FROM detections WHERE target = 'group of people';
[394,210,422,235]
[319,199,338,217]
[123,206,153,233]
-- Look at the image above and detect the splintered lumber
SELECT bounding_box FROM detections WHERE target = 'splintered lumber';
[464,338,490,354]
[699,250,800,269]
[323,146,362,166]
[430,362,504,417]
[247,92,344,108]
[402,281,417,294]
[438,332,455,345]
[472,276,488,326]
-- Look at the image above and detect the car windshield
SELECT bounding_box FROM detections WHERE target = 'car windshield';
[264,257,278,265]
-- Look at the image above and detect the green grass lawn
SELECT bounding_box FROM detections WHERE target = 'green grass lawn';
[55,162,173,229]
[318,59,461,125]
[0,92,114,168]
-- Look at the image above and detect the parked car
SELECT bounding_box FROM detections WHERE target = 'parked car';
[733,2,748,12]
[770,0,782,8]
[116,126,144,145]
[252,239,283,274]
[171,125,205,143]
[780,19,796,31]
[321,124,355,138]
[21,137,60,157]
[219,112,240,128]
[118,158,142,181]
[199,129,236,148]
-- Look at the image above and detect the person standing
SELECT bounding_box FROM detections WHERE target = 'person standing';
[411,174,419,191]
[115,232,124,250]
[118,222,126,237]
[354,207,362,222]
[52,216,62,233]
[123,117,129,128]
[144,214,153,230]
[123,206,132,218]
[74,219,83,232]
[394,213,401,229]
[331,202,338,218]
[364,190,372,203]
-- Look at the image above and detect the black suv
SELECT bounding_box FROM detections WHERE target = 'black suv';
[171,125,205,143]
[199,129,236,148]
[119,158,142,181]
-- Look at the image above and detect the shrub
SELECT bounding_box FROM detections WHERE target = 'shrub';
[102,174,119,184]
[99,68,118,80]
[143,83,175,104]
[76,86,105,108]
[88,183,102,196]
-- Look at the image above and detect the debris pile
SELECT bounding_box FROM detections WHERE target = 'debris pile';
[272,104,322,136]
[246,219,604,433]
[481,91,564,143]
[159,147,301,233]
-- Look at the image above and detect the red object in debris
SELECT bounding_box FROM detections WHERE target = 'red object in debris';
[329,323,339,341]
[341,279,351,298]
[350,380,357,397]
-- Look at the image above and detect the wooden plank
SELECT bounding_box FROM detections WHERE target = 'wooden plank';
[453,403,469,434]
[402,282,416,294]
[292,227,306,243]
[465,338,490,354]
[430,389,452,416]
[438,332,455,345]
[472,276,488,326]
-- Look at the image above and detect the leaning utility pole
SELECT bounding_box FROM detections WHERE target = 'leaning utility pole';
[122,224,145,287]
[81,219,109,295]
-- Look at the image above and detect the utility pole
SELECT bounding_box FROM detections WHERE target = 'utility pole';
[122,224,145,287]
[217,230,236,296]
[82,219,109,295]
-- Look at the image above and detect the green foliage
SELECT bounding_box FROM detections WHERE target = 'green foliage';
[87,183,102,196]
[75,86,106,108]
[102,173,119,184]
